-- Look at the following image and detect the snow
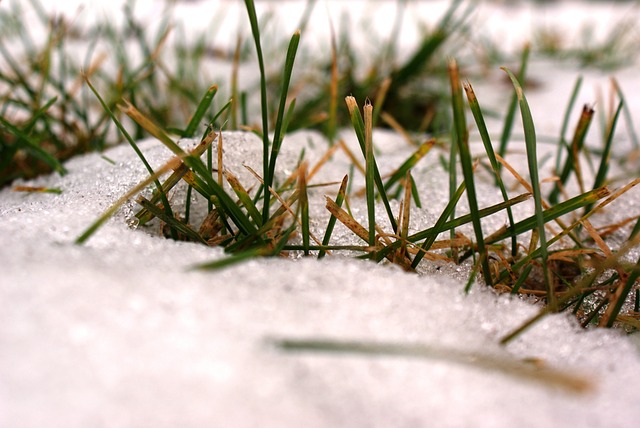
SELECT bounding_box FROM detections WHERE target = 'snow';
[2,1,640,427]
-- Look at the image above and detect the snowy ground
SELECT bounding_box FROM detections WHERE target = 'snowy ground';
[2,1,640,427]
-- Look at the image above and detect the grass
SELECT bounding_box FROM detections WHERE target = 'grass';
[2,0,640,343]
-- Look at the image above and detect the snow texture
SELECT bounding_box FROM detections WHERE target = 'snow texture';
[2,1,640,427]
[1,129,639,428]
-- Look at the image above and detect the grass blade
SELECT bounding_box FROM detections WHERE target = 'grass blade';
[364,100,376,248]
[497,45,530,179]
[449,59,491,286]
[383,139,435,192]
[345,96,398,233]
[243,0,271,220]
[464,80,517,257]
[549,104,594,204]
[183,84,218,138]
[502,66,554,309]
[319,175,349,259]
[265,30,301,220]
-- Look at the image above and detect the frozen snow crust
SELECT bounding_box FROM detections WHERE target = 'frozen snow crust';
[1,131,640,428]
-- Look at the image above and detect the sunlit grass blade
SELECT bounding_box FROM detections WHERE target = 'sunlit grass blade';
[12,185,62,194]
[450,59,491,286]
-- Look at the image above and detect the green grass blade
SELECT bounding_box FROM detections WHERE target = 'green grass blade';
[612,78,639,149]
[592,101,622,191]
[84,75,176,235]
[183,85,218,138]
[383,139,435,192]
[364,101,376,248]
[411,180,466,268]
[497,45,530,179]
[138,197,208,245]
[554,76,583,174]
[319,175,349,259]
[243,0,271,222]
[267,31,301,194]
[224,170,263,227]
[450,59,491,286]
[464,81,517,257]
[502,66,553,309]
[494,187,610,284]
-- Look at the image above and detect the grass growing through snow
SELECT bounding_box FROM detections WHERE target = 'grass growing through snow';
[2,0,640,342]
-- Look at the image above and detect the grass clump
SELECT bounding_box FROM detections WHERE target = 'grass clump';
[2,0,638,341]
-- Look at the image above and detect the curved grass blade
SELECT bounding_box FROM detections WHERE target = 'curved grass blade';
[464,80,517,257]
[497,45,530,180]
[502,66,553,309]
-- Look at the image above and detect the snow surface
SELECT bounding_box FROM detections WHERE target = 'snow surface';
[2,129,640,428]
[2,1,640,427]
